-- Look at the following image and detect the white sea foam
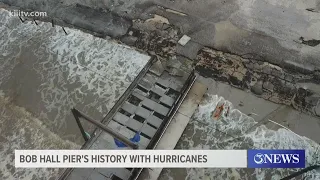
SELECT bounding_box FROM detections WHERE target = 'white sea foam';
[163,94,320,180]
[0,7,149,137]
[0,8,149,179]
[0,93,79,180]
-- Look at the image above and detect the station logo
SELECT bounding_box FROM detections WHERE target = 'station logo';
[9,10,47,17]
[248,150,305,168]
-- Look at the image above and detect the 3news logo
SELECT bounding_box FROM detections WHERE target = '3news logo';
[248,150,305,168]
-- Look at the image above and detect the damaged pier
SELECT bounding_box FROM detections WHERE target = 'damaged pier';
[57,56,206,180]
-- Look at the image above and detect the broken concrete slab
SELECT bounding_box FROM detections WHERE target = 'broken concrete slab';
[135,106,152,119]
[122,102,138,115]
[132,91,147,101]
[167,68,184,77]
[176,40,203,60]
[108,120,135,139]
[146,14,170,24]
[149,59,165,76]
[113,112,130,125]
[146,115,163,128]
[160,95,175,107]
[178,35,191,46]
[141,123,157,137]
[251,81,263,95]
[151,86,166,96]
[166,57,182,69]
[141,98,158,110]
[263,81,274,92]
[139,78,154,91]
[126,118,144,131]
[153,103,170,116]
[297,82,320,95]
[120,35,138,46]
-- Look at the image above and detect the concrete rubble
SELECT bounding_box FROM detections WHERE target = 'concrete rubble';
[1,0,320,179]
[195,48,320,118]
[178,35,191,46]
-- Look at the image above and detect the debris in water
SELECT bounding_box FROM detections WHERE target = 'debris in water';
[146,14,170,24]
[211,101,225,120]
[248,112,259,116]
[299,37,320,47]
[306,8,319,13]
[225,106,230,117]
[165,8,188,16]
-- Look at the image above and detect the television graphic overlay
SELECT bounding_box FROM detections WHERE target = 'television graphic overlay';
[247,149,305,168]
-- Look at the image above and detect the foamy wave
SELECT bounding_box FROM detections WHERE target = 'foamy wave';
[0,8,149,180]
[0,94,79,180]
[0,8,149,141]
[167,94,320,180]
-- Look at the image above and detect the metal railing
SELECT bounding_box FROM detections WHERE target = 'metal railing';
[71,108,139,149]
[58,59,196,180]
[280,165,320,180]
[57,56,155,180]
[130,70,197,180]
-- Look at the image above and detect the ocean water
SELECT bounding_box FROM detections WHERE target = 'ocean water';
[0,91,79,179]
[0,8,149,179]
[161,94,320,180]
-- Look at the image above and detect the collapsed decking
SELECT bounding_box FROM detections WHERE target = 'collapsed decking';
[58,58,197,180]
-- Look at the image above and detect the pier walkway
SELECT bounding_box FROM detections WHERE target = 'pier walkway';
[57,57,203,180]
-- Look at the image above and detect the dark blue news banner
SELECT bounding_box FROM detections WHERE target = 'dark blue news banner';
[247,149,305,168]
